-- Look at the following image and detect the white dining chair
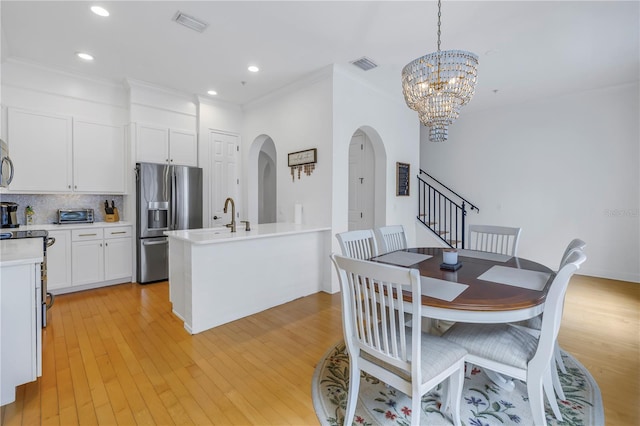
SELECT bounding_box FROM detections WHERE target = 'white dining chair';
[331,254,466,426]
[442,250,587,425]
[336,229,379,260]
[509,238,587,400]
[468,224,522,256]
[375,225,408,254]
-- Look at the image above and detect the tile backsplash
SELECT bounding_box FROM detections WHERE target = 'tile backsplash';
[0,194,124,225]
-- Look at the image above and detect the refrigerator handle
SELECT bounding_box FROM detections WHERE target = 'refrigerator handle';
[142,239,168,246]
[171,170,177,229]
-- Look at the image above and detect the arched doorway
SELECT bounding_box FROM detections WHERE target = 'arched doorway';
[258,138,277,223]
[348,130,375,230]
[347,127,386,231]
[247,135,277,225]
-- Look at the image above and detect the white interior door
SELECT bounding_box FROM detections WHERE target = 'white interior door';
[348,132,375,230]
[209,131,238,227]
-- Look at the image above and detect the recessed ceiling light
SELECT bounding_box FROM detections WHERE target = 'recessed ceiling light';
[76,52,94,61]
[90,6,109,17]
[248,65,259,73]
[207,90,218,96]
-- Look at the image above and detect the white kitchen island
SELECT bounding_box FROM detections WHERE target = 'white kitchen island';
[0,238,43,406]
[164,223,331,334]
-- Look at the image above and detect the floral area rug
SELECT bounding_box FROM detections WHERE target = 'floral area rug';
[312,341,604,426]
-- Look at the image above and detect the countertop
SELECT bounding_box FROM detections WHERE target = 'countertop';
[0,238,44,267]
[164,222,331,245]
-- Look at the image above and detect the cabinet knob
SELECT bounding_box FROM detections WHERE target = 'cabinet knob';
[68,185,71,189]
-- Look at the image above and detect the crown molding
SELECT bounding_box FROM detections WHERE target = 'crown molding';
[4,57,125,90]
[242,65,334,112]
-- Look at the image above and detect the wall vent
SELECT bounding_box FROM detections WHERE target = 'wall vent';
[173,11,209,33]
[350,57,378,71]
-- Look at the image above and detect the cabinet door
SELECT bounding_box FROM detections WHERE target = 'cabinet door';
[46,230,72,291]
[136,124,169,164]
[104,237,132,281]
[7,108,72,192]
[169,129,198,166]
[73,120,125,193]
[71,240,104,286]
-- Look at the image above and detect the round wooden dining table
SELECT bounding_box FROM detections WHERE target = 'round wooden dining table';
[371,247,555,324]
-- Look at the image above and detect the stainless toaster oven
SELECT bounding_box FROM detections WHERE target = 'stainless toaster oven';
[57,209,94,224]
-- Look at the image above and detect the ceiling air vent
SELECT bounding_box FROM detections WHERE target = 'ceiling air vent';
[350,57,378,71]
[173,11,209,33]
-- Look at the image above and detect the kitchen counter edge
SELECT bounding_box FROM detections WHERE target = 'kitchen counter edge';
[14,222,132,232]
[164,223,331,245]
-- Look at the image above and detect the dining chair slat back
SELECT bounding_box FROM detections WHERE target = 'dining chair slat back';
[331,254,466,426]
[443,250,587,426]
[468,224,522,256]
[375,225,408,254]
[336,229,379,260]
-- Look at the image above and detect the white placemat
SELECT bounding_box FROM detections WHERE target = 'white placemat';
[372,251,432,267]
[458,249,512,263]
[420,277,469,302]
[477,265,552,291]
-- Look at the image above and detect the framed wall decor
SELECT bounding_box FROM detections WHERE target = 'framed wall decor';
[288,148,317,167]
[396,162,410,196]
[288,148,317,181]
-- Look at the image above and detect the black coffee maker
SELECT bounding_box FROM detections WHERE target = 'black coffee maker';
[0,202,19,228]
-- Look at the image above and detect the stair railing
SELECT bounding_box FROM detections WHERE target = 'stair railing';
[417,170,479,248]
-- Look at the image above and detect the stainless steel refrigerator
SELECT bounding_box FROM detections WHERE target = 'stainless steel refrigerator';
[136,162,202,284]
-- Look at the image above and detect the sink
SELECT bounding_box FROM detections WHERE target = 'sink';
[187,226,252,241]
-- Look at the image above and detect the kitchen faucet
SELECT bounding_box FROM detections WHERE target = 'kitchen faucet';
[223,197,236,232]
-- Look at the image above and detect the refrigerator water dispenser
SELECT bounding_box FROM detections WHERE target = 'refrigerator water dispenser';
[147,201,168,230]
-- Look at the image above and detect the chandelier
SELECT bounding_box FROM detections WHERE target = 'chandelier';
[401,0,478,142]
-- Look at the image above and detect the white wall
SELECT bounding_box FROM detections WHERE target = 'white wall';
[1,59,128,131]
[242,68,334,227]
[421,82,640,282]
[197,97,243,227]
[332,64,420,246]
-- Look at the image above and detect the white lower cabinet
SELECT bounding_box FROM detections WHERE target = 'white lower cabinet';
[47,230,72,291]
[72,229,105,286]
[104,228,133,281]
[48,225,133,293]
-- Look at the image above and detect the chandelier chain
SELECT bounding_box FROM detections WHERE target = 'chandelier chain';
[437,0,442,52]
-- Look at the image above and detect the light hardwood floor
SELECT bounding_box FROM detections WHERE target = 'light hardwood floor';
[1,275,638,425]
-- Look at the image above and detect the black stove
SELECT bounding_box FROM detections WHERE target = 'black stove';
[0,229,49,240]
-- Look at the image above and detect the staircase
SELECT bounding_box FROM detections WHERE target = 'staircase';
[417,170,479,248]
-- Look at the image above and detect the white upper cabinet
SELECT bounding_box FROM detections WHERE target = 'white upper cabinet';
[169,128,198,166]
[135,123,169,165]
[136,123,197,166]
[73,119,125,194]
[7,108,125,194]
[8,108,73,192]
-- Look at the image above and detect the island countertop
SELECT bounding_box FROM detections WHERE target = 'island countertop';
[164,222,331,244]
